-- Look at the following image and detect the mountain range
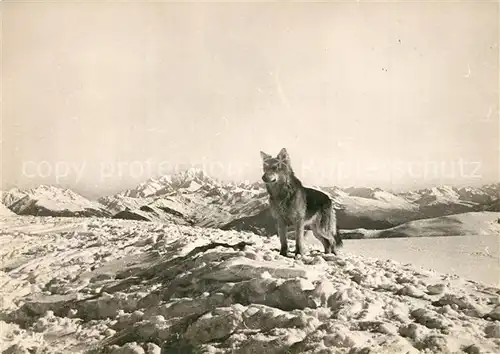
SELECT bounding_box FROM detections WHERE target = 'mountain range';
[2,185,110,218]
[2,168,498,237]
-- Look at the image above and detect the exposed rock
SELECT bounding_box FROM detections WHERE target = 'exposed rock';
[485,323,500,338]
[1,216,499,354]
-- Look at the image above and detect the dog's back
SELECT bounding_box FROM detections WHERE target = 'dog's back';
[304,186,331,222]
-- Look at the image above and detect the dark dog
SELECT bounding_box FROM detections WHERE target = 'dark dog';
[260,148,343,257]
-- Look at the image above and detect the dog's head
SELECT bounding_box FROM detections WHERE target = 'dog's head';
[260,148,292,184]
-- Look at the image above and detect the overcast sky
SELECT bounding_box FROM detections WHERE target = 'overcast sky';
[2,1,498,197]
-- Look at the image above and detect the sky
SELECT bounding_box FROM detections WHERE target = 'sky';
[2,1,499,198]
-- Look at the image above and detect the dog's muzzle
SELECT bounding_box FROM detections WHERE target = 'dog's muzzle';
[262,174,277,184]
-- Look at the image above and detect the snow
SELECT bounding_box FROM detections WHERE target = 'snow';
[35,197,92,212]
[148,197,190,216]
[98,195,153,215]
[374,211,500,238]
[120,177,172,198]
[1,188,26,207]
[0,202,14,216]
[342,194,418,213]
[223,183,499,234]
[107,181,268,230]
[119,168,217,198]
[346,234,500,287]
[413,186,475,207]
[1,216,499,353]
[2,186,108,217]
[61,174,497,235]
[341,187,418,210]
[183,180,202,193]
[372,190,416,207]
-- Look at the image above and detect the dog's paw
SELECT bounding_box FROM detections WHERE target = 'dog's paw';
[294,254,305,262]
[294,249,305,258]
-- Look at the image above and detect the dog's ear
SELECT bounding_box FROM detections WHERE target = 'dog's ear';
[260,151,272,162]
[277,148,290,164]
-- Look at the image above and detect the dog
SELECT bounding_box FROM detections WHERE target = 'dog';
[260,148,343,257]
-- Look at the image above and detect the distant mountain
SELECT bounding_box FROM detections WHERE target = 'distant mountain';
[112,201,191,225]
[221,184,499,236]
[485,199,500,212]
[412,186,468,206]
[458,186,496,204]
[404,185,496,218]
[5,169,498,236]
[2,188,26,208]
[328,186,420,229]
[104,168,266,227]
[221,185,421,234]
[98,194,154,216]
[2,186,110,217]
[118,168,219,198]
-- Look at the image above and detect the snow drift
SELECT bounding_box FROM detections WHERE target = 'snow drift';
[375,211,500,239]
[342,212,500,239]
[1,216,499,354]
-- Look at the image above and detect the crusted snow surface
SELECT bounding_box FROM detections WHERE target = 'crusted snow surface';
[349,212,500,240]
[1,216,499,354]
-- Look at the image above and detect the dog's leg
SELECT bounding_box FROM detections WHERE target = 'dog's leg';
[312,227,335,255]
[295,220,305,256]
[329,231,338,255]
[321,236,333,254]
[328,237,337,255]
[277,219,288,256]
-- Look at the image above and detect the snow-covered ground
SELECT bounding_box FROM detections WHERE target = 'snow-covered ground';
[344,212,500,240]
[346,235,500,288]
[374,212,500,239]
[0,202,15,216]
[1,216,499,353]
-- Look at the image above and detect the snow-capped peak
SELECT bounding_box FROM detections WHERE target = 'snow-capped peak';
[120,168,219,198]
[2,185,108,217]
[120,177,172,198]
[169,167,216,189]
[416,185,461,205]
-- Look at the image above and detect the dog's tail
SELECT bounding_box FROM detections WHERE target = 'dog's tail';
[325,206,343,248]
[332,208,343,248]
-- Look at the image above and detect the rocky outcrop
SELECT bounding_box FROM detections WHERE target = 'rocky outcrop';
[1,217,499,354]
